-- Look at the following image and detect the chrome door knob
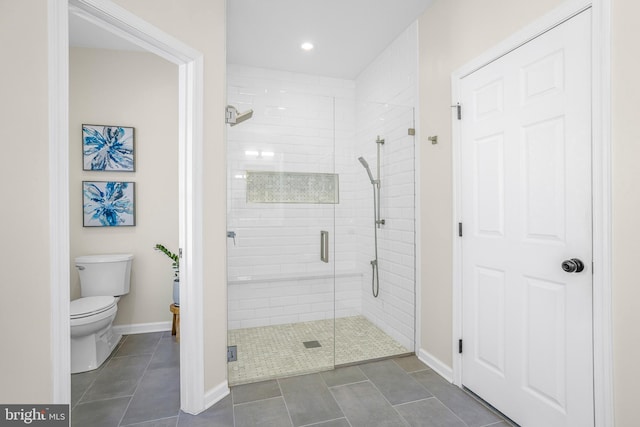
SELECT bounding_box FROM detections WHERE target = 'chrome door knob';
[561,258,584,273]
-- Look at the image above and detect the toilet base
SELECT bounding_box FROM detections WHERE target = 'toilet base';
[71,324,122,374]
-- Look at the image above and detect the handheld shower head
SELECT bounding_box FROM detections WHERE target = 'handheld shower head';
[358,157,376,184]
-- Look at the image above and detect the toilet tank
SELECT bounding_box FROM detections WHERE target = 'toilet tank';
[75,254,133,297]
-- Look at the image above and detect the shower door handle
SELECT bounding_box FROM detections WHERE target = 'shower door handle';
[320,231,329,263]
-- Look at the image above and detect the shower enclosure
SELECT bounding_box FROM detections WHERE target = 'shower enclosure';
[226,67,416,385]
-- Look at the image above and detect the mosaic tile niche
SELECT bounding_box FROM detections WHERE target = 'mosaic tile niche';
[246,171,339,204]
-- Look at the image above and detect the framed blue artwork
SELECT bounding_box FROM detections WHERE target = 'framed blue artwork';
[83,181,136,227]
[82,124,135,171]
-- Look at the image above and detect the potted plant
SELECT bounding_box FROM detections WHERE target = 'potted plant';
[154,244,179,306]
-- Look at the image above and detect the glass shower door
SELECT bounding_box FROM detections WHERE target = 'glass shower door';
[334,101,416,366]
[226,92,336,386]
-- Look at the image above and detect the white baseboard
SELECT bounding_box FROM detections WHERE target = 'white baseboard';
[112,321,172,336]
[418,348,454,383]
[204,380,230,410]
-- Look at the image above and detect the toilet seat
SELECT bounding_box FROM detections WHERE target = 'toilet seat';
[71,296,117,319]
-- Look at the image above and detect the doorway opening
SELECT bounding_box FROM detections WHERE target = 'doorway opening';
[50,0,205,413]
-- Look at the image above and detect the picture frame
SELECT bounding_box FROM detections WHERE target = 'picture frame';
[82,124,135,171]
[83,181,136,227]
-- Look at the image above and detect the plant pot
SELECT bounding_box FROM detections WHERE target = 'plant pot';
[173,279,180,307]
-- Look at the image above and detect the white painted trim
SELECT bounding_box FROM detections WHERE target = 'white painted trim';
[177,54,206,416]
[451,83,463,386]
[418,348,453,383]
[49,0,71,404]
[590,1,614,426]
[112,322,172,336]
[67,1,201,62]
[450,1,613,426]
[204,381,231,409]
[52,0,206,414]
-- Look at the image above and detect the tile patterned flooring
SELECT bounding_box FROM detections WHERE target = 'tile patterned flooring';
[71,331,180,427]
[228,316,411,385]
[71,332,512,427]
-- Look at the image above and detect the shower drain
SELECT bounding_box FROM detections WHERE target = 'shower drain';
[303,340,321,349]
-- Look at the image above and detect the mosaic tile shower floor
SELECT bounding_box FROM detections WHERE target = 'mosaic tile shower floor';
[228,315,411,385]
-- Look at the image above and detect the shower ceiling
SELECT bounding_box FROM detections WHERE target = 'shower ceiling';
[227,0,434,79]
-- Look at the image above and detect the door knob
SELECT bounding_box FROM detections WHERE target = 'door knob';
[561,258,584,273]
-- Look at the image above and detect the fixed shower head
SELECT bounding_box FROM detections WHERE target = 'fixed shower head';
[358,157,376,184]
[226,105,254,127]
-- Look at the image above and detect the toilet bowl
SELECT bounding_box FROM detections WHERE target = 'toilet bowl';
[70,254,133,374]
[70,296,120,374]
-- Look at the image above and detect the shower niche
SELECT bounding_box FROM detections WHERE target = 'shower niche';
[246,171,339,204]
[226,65,415,385]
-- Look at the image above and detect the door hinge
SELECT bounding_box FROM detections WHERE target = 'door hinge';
[227,345,237,362]
[458,222,463,237]
[452,103,462,120]
[458,339,463,354]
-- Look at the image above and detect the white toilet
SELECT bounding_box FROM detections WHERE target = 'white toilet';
[70,253,133,374]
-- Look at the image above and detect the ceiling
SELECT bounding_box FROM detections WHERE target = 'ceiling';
[69,0,434,79]
[69,13,145,52]
[227,0,433,79]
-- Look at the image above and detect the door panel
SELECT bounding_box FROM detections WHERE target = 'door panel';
[523,276,566,409]
[460,9,593,427]
[474,134,505,237]
[474,266,506,376]
[522,118,566,242]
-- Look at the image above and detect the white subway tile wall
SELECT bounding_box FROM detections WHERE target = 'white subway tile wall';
[226,22,417,352]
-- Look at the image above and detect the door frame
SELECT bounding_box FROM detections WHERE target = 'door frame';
[450,0,613,426]
[49,0,207,414]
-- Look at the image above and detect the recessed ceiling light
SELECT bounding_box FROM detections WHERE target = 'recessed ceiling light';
[301,42,314,51]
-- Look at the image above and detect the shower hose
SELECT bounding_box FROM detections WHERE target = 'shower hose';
[370,183,380,298]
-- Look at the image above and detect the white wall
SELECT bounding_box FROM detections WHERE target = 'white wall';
[0,0,52,403]
[355,22,418,350]
[611,0,640,425]
[69,48,178,327]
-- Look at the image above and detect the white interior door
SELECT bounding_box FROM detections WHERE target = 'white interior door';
[459,10,593,427]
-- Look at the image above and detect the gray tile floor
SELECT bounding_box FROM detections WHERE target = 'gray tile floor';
[71,332,511,427]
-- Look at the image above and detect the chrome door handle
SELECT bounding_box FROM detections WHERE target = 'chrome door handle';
[320,231,329,263]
